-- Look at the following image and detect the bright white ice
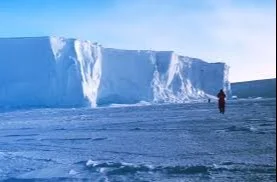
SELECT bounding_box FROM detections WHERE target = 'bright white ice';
[0,36,231,108]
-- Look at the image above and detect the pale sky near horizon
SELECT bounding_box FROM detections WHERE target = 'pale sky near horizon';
[0,0,276,82]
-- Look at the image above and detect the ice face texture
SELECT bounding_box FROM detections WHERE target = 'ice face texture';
[0,36,230,107]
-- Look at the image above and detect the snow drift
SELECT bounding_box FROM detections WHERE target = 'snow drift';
[0,36,231,108]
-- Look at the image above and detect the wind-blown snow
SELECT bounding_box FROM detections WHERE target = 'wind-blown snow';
[0,36,231,108]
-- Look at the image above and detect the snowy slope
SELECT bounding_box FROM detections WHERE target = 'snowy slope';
[0,36,231,108]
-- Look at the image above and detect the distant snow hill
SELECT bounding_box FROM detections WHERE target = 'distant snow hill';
[0,36,231,108]
[231,78,276,99]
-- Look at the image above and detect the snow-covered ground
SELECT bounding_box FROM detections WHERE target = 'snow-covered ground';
[0,98,275,181]
[0,36,230,108]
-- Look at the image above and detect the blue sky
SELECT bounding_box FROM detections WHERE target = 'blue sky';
[0,0,276,82]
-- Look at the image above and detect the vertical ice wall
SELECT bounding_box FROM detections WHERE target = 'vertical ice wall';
[74,40,102,107]
[186,57,231,97]
[0,36,231,108]
[49,37,84,107]
[151,52,206,103]
[50,37,103,107]
[0,36,85,107]
[96,49,155,105]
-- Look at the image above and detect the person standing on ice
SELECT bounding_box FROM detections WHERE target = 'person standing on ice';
[217,89,226,114]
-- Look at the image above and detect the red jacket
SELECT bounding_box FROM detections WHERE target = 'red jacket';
[217,92,226,104]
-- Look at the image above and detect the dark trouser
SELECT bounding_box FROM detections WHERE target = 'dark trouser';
[218,102,225,114]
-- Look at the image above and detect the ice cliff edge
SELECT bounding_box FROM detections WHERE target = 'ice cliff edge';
[0,36,231,108]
